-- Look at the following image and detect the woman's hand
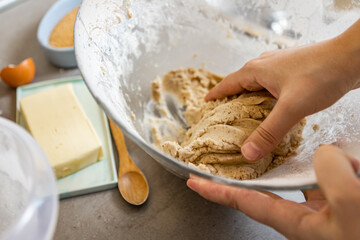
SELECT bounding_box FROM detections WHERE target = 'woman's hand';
[187,145,360,240]
[206,19,360,161]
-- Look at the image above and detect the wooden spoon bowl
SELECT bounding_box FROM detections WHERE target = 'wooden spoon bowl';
[109,119,149,205]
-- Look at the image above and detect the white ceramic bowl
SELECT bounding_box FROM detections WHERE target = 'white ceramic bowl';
[75,0,360,190]
[0,117,58,240]
[37,0,81,68]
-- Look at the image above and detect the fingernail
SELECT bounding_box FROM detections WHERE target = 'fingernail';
[242,142,262,161]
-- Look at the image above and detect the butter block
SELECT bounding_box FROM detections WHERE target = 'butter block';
[20,84,103,178]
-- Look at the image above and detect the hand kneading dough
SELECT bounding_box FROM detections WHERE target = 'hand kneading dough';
[151,67,305,180]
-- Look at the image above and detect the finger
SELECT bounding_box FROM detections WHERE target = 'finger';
[302,189,325,201]
[187,175,314,237]
[346,154,360,173]
[313,145,360,213]
[301,189,327,211]
[258,191,284,199]
[205,69,263,101]
[301,200,328,211]
[331,143,360,172]
[241,99,300,161]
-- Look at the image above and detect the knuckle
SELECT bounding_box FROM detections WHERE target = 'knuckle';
[240,78,256,91]
[255,125,280,146]
[226,71,237,81]
[260,52,268,57]
[224,189,240,210]
[243,59,260,71]
[260,50,276,57]
[276,98,303,120]
[229,198,240,210]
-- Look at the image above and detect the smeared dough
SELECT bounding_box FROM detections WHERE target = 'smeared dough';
[151,67,304,180]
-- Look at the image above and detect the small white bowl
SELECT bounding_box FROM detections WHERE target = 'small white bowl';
[37,0,81,68]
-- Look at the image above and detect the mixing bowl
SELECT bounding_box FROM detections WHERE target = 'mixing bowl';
[74,0,360,190]
[0,117,58,240]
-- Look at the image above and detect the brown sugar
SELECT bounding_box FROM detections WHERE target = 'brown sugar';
[49,6,79,48]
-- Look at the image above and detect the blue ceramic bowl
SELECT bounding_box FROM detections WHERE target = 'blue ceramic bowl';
[37,0,81,68]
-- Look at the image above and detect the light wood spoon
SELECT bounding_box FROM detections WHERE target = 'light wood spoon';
[109,119,149,205]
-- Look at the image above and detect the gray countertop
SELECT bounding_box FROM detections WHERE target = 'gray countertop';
[0,1,304,239]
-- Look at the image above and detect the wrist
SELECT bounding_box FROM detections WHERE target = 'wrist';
[332,20,360,89]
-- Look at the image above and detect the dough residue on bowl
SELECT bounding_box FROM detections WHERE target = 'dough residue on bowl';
[150,67,305,180]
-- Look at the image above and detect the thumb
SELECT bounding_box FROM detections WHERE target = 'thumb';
[313,145,360,207]
[241,100,300,161]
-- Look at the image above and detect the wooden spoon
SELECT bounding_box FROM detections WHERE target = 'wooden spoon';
[109,119,149,205]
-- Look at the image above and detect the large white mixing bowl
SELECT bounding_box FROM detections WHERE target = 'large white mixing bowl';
[74,0,360,190]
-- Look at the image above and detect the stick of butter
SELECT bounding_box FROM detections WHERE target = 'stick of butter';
[20,84,104,178]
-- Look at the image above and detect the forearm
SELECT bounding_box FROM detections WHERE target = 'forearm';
[332,19,360,89]
[338,19,360,53]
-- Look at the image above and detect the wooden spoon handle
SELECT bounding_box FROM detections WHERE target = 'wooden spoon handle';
[108,119,138,175]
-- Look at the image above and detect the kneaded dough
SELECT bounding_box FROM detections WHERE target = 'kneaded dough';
[151,67,305,180]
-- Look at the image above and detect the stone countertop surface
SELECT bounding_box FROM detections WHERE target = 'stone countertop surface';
[0,0,305,239]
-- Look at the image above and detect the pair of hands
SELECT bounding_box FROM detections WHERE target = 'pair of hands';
[187,19,360,239]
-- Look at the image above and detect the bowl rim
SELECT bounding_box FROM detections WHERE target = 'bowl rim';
[74,0,322,191]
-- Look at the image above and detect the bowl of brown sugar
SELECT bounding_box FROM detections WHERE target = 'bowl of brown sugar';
[37,0,81,68]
